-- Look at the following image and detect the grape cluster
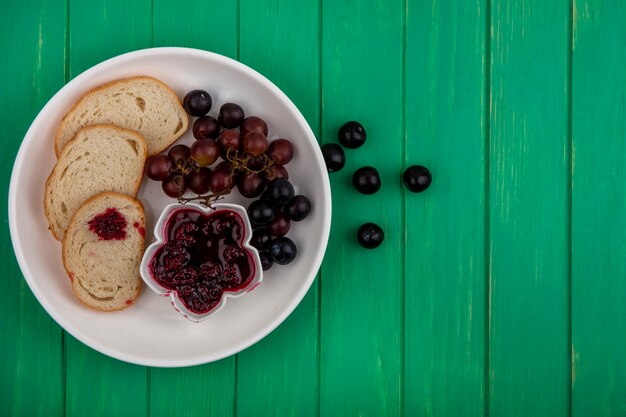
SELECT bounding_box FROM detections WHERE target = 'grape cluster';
[145,90,296,202]
[145,89,312,270]
[247,178,311,270]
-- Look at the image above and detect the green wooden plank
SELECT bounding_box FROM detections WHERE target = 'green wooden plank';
[149,2,238,417]
[320,0,403,415]
[153,0,237,57]
[237,0,319,415]
[571,1,626,415]
[404,0,487,415]
[0,1,66,416]
[65,0,151,416]
[489,0,570,416]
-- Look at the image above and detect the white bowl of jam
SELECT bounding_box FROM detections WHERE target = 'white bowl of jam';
[140,202,263,322]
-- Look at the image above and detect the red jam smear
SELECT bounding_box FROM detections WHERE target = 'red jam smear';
[150,208,255,314]
[88,208,127,240]
[133,221,145,238]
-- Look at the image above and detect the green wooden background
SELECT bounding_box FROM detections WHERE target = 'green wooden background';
[1,0,625,416]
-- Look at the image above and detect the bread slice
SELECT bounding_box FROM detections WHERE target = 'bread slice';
[63,192,145,311]
[55,76,188,156]
[45,125,147,240]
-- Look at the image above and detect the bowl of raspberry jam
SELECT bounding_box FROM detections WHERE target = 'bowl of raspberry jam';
[140,203,263,322]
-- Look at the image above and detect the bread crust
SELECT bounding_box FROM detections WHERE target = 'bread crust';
[61,192,145,311]
[54,75,188,157]
[44,124,148,240]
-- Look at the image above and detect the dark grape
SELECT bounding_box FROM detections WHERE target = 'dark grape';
[267,212,290,237]
[338,121,366,149]
[190,140,220,166]
[357,223,384,249]
[218,103,245,128]
[267,139,294,165]
[352,166,381,194]
[321,143,345,172]
[241,116,268,136]
[162,172,186,198]
[265,178,294,205]
[259,252,273,271]
[246,155,266,171]
[403,165,432,193]
[218,129,241,157]
[193,116,220,140]
[251,228,272,250]
[208,161,234,194]
[185,166,211,194]
[284,195,311,221]
[269,237,297,265]
[168,144,191,168]
[264,164,289,181]
[183,89,212,117]
[237,172,266,198]
[247,200,277,226]
[243,131,269,157]
[145,154,172,181]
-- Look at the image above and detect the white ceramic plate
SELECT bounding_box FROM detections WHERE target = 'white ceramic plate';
[8,47,331,367]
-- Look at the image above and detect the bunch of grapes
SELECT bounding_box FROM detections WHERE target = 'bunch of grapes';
[144,89,311,270]
[144,90,295,203]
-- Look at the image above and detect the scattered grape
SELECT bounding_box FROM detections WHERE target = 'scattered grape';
[403,165,432,193]
[219,103,245,128]
[193,116,220,140]
[352,166,381,194]
[357,223,384,249]
[338,121,366,149]
[321,143,345,172]
[183,89,212,117]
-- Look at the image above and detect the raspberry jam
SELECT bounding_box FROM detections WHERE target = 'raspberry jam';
[88,208,127,240]
[150,208,255,314]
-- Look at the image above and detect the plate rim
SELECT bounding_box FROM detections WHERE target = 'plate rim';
[8,47,331,367]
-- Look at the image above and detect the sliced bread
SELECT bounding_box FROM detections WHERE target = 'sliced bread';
[55,76,188,156]
[44,124,147,240]
[63,192,145,311]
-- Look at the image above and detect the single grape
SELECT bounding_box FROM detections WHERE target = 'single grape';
[183,89,212,116]
[190,140,220,166]
[162,172,186,198]
[259,252,273,271]
[247,200,277,226]
[357,223,384,249]
[241,116,268,136]
[267,212,290,237]
[403,165,432,193]
[185,166,211,194]
[265,178,294,205]
[264,164,289,181]
[251,228,272,251]
[145,154,172,181]
[321,143,345,172]
[284,195,311,221]
[267,139,294,165]
[193,116,220,140]
[209,161,234,194]
[168,144,191,168]
[269,237,297,265]
[243,131,269,157]
[218,129,241,158]
[218,103,245,128]
[338,121,366,149]
[237,172,266,198]
[352,166,381,194]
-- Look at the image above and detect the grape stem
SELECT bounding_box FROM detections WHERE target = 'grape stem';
[177,193,225,208]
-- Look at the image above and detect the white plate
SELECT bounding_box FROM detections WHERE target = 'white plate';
[8,47,331,367]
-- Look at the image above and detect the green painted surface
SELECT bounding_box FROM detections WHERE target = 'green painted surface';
[572,1,626,415]
[2,0,626,416]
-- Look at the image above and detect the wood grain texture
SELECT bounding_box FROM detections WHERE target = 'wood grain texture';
[149,2,238,417]
[320,0,403,415]
[404,0,487,415]
[64,0,151,416]
[572,1,626,415]
[153,0,237,57]
[237,0,320,415]
[489,0,570,416]
[0,1,66,416]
